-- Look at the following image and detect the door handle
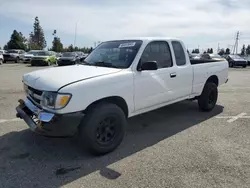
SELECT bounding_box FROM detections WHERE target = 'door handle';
[170,73,177,78]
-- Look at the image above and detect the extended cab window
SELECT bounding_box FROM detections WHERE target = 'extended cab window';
[172,41,186,66]
[141,41,172,69]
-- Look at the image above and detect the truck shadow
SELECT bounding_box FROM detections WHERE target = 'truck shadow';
[0,101,223,188]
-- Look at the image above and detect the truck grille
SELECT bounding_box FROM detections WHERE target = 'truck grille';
[27,86,43,106]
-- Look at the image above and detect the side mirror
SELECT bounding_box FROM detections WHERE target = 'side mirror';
[139,61,158,71]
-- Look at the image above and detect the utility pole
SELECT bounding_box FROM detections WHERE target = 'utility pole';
[232,31,239,55]
[74,22,78,47]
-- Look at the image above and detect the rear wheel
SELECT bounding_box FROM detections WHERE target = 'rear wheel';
[243,65,246,68]
[198,82,218,112]
[79,102,126,155]
[0,59,2,65]
[15,57,19,63]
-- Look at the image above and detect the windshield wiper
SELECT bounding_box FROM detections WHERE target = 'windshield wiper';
[93,61,119,68]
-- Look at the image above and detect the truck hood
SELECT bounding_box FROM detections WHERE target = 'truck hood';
[23,65,122,91]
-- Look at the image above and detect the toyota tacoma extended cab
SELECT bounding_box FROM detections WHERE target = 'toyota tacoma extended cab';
[16,37,228,155]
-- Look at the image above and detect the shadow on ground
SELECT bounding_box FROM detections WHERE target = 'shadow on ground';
[0,101,223,188]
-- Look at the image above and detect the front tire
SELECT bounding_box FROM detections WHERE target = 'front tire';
[15,57,19,63]
[0,59,2,65]
[229,62,233,68]
[79,103,126,155]
[243,65,246,68]
[198,82,218,112]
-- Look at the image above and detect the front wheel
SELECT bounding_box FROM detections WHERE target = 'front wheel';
[0,59,2,65]
[198,82,218,112]
[79,103,127,155]
[243,65,246,68]
[15,57,19,63]
[229,62,233,68]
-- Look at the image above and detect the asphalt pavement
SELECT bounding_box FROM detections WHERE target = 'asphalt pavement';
[0,63,249,188]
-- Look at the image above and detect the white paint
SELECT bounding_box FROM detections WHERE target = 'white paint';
[0,118,21,124]
[216,113,250,123]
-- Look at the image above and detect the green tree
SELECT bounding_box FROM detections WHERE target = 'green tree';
[246,45,250,55]
[67,44,74,52]
[51,37,63,52]
[241,44,246,55]
[4,30,27,50]
[218,48,225,56]
[88,47,93,53]
[210,48,213,54]
[28,16,47,50]
[225,48,230,55]
[50,30,63,52]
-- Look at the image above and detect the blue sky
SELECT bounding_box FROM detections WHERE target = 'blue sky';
[1,0,250,52]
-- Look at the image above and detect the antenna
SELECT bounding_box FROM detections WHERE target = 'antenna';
[232,31,239,55]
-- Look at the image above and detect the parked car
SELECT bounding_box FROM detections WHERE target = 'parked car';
[20,50,40,64]
[189,53,201,60]
[0,51,3,65]
[16,37,228,155]
[200,53,225,61]
[226,54,247,68]
[30,51,57,66]
[57,52,80,66]
[75,51,88,61]
[3,49,25,63]
[243,56,250,66]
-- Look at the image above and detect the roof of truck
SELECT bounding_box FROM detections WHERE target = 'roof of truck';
[121,37,181,41]
[104,37,181,42]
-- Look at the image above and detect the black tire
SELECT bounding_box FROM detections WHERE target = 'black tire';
[3,60,6,63]
[79,102,126,155]
[229,62,233,68]
[198,82,218,112]
[243,65,246,68]
[0,59,2,65]
[15,57,19,63]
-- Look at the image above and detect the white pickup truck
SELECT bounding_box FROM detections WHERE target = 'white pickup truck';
[16,37,228,155]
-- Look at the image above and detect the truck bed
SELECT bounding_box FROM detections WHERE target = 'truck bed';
[191,59,228,97]
[190,59,226,65]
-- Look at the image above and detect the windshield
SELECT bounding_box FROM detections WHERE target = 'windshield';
[84,40,143,68]
[27,51,37,55]
[7,50,19,53]
[230,55,242,59]
[62,52,76,57]
[33,51,50,56]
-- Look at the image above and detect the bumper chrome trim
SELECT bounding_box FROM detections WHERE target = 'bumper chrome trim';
[24,98,55,122]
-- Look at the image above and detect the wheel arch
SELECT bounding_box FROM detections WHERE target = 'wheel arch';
[83,96,129,117]
[206,75,219,86]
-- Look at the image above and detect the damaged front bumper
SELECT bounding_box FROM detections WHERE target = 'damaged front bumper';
[16,98,84,137]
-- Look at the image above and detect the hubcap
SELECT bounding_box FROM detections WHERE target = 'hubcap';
[96,117,117,144]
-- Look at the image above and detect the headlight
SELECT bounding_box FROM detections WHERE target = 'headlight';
[41,91,72,109]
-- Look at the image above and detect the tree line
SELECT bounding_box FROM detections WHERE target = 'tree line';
[190,45,250,56]
[1,17,93,53]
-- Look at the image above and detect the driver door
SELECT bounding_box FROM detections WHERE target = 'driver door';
[133,41,176,111]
